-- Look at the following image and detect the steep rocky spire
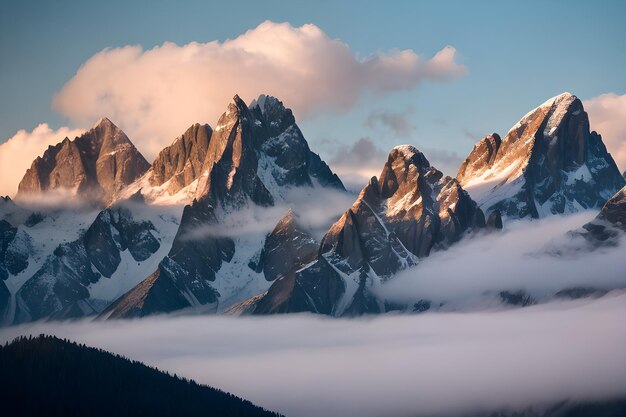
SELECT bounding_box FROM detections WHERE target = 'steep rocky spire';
[457,93,625,218]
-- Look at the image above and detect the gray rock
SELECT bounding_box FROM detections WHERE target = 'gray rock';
[256,145,486,316]
[105,95,344,319]
[486,209,503,229]
[500,290,535,307]
[457,93,625,219]
[17,118,150,203]
[578,185,626,245]
[149,123,212,193]
[14,202,160,323]
[243,210,319,315]
[101,200,234,319]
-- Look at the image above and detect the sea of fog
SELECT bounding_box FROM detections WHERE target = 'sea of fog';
[1,210,626,417]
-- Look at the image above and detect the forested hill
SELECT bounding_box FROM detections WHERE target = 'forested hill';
[0,335,282,417]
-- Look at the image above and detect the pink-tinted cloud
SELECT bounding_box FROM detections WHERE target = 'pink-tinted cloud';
[52,21,467,160]
[0,124,84,197]
[584,92,626,172]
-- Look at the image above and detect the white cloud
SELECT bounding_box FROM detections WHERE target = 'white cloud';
[365,107,415,138]
[0,124,84,197]
[181,186,356,242]
[584,92,626,172]
[1,293,625,417]
[328,137,389,191]
[376,211,626,308]
[52,21,467,160]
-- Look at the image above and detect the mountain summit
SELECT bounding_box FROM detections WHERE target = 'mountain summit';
[102,94,345,319]
[17,118,150,203]
[457,93,625,218]
[242,145,487,316]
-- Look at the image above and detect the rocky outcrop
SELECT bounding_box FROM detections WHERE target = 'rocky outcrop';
[17,118,150,203]
[457,133,501,181]
[258,209,318,282]
[101,200,235,319]
[14,201,161,323]
[596,185,626,229]
[578,185,626,245]
[0,220,17,281]
[120,123,212,203]
[486,210,503,229]
[150,124,212,191]
[255,145,486,316]
[232,210,319,315]
[104,95,345,319]
[457,93,625,218]
[0,219,30,282]
[194,95,275,208]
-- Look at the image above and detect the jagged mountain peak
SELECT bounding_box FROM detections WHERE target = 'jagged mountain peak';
[255,145,488,317]
[226,94,249,116]
[194,95,271,206]
[103,95,345,319]
[92,116,115,129]
[17,118,150,203]
[378,145,432,200]
[117,122,213,204]
[458,92,625,218]
[195,94,342,206]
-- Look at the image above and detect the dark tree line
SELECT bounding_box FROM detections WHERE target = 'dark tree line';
[0,335,283,417]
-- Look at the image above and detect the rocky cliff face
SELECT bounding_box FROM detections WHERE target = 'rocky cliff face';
[102,95,345,319]
[17,118,150,203]
[194,94,343,208]
[194,95,275,208]
[230,209,319,315]
[457,93,625,218]
[14,200,161,323]
[120,123,213,204]
[579,185,626,245]
[597,185,626,229]
[253,145,487,316]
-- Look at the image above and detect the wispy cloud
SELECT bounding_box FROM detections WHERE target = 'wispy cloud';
[181,187,355,242]
[328,137,389,191]
[364,107,415,138]
[376,211,626,307]
[52,21,467,160]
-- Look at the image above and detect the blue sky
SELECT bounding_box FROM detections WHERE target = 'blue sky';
[1,0,625,183]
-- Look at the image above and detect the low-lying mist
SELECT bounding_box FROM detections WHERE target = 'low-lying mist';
[182,186,355,241]
[376,211,626,309]
[1,293,625,417]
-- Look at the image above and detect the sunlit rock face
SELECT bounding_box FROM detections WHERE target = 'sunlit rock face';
[103,95,345,319]
[254,145,486,317]
[17,118,150,203]
[458,93,625,219]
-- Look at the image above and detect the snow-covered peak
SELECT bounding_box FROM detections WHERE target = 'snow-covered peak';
[250,94,283,115]
[458,92,625,219]
[387,145,430,170]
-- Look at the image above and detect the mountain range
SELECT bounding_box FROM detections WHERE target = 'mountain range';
[0,92,624,325]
